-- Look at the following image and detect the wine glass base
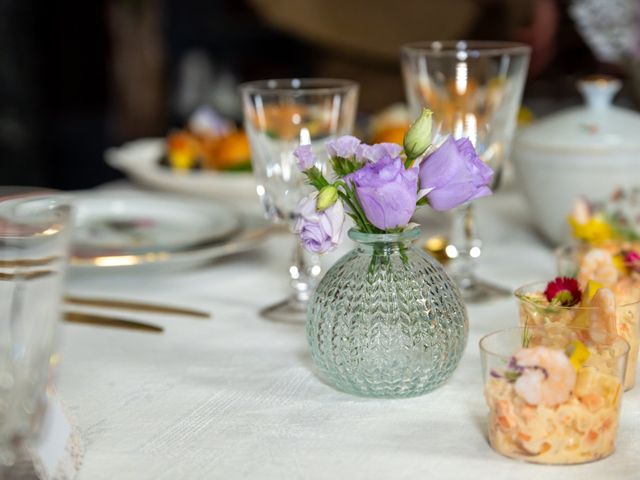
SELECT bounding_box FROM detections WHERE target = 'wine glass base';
[259,297,308,324]
[455,276,511,303]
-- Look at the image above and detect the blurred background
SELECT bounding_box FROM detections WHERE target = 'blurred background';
[1,0,638,190]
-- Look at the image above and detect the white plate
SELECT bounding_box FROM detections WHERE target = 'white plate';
[105,138,257,201]
[71,191,240,257]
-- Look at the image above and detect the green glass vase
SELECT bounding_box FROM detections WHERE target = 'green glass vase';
[306,228,468,397]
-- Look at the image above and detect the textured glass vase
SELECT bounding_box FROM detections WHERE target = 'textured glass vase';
[307,228,468,398]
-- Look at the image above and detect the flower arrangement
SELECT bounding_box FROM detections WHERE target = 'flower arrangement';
[293,109,494,253]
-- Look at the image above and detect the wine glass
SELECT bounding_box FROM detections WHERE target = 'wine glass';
[240,78,359,321]
[401,41,530,302]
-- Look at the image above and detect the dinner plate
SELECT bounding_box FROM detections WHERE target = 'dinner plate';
[72,191,240,257]
[105,138,257,201]
[69,191,271,273]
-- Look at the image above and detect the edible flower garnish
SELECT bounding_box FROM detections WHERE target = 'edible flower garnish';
[623,250,640,273]
[544,277,582,307]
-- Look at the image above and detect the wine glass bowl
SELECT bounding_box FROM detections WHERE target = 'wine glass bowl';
[401,41,530,301]
[240,78,359,320]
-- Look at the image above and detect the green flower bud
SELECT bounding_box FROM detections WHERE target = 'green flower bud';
[403,108,433,161]
[316,185,339,211]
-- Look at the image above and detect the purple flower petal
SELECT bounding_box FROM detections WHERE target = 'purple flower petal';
[325,135,361,159]
[355,143,403,163]
[418,136,493,211]
[293,144,316,170]
[350,155,418,230]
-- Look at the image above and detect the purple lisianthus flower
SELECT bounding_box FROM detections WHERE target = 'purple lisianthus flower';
[348,155,418,230]
[293,144,316,170]
[418,137,493,211]
[355,143,403,163]
[294,193,345,253]
[325,135,361,159]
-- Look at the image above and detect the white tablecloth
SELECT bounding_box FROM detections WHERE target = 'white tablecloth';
[58,184,640,479]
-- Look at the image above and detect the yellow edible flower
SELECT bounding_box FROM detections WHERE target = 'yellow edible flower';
[586,280,604,301]
[612,254,627,274]
[566,340,591,371]
[568,215,613,245]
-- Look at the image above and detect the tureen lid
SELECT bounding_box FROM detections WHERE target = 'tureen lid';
[516,76,640,152]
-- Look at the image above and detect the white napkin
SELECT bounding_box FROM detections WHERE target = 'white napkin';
[7,392,84,480]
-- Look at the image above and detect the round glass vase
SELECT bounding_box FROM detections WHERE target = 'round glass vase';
[306,228,468,398]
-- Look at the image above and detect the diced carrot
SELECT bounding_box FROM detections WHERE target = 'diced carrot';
[602,417,614,430]
[498,415,512,429]
[517,432,531,442]
[587,430,599,442]
[580,392,604,412]
[540,442,551,454]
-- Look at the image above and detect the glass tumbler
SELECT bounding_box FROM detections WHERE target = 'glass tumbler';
[515,282,639,390]
[480,326,628,464]
[0,193,72,467]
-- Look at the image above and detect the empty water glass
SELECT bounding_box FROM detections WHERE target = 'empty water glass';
[240,78,358,321]
[0,193,72,468]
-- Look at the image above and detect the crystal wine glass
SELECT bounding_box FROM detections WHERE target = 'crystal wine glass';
[240,78,359,321]
[401,41,530,302]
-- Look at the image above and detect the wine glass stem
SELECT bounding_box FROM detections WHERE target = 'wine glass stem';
[289,236,321,305]
[448,203,480,290]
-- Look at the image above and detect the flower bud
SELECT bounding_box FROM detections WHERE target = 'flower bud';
[403,108,432,160]
[316,185,339,211]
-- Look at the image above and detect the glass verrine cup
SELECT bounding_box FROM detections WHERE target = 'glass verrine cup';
[515,282,639,390]
[401,41,530,302]
[240,78,359,322]
[0,193,72,467]
[480,326,629,464]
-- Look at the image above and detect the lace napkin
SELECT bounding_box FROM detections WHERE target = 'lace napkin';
[6,392,84,480]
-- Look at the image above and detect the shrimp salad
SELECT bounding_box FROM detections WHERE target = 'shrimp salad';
[518,284,638,390]
[486,345,623,464]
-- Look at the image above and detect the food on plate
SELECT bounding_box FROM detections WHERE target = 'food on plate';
[163,107,251,172]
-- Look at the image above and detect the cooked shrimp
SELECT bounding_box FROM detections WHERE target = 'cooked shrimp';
[578,249,619,288]
[514,347,577,407]
[588,287,617,345]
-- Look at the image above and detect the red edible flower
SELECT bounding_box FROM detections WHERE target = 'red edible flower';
[544,277,582,307]
[624,250,640,273]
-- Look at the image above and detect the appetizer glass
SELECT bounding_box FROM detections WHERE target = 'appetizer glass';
[240,78,359,322]
[401,41,530,302]
[515,282,639,390]
[480,326,629,464]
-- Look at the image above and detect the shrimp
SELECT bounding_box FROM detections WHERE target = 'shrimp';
[578,249,619,288]
[514,346,577,407]
[588,287,617,345]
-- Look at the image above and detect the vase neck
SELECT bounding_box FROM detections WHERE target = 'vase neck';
[348,228,419,253]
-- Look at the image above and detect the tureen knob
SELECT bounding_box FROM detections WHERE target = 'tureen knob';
[577,75,622,111]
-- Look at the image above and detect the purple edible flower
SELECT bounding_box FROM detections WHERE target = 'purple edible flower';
[293,144,316,170]
[355,143,403,164]
[294,192,346,253]
[325,135,361,159]
[348,155,418,230]
[418,136,493,211]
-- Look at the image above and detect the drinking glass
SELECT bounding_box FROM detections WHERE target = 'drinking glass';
[240,79,359,321]
[0,193,72,468]
[401,41,530,302]
[480,326,628,464]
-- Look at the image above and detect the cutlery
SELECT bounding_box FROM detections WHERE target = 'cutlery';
[63,311,163,333]
[64,296,210,318]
